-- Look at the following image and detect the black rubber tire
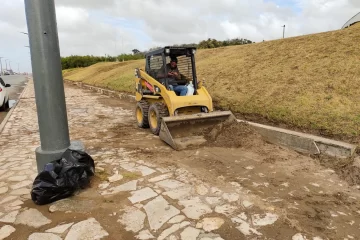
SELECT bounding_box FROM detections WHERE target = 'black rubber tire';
[5,100,9,109]
[136,100,150,128]
[148,102,169,136]
[0,100,6,111]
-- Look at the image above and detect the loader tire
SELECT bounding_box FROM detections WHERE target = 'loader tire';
[0,100,6,111]
[136,100,150,128]
[148,103,169,136]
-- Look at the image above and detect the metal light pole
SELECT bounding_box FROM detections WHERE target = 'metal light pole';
[24,0,84,172]
[0,57,3,75]
[21,32,32,60]
[5,60,8,70]
[9,61,12,71]
[282,25,286,39]
[122,37,124,62]
[115,32,117,54]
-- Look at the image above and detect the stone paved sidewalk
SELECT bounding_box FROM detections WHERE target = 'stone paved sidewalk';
[0,81,359,240]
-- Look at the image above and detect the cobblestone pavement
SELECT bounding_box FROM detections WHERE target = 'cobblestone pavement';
[0,81,360,240]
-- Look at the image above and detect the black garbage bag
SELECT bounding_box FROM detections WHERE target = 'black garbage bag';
[31,149,95,205]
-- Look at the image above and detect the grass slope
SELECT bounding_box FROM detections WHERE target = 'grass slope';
[63,60,145,92]
[64,24,360,143]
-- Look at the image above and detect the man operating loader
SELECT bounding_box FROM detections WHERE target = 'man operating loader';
[135,46,234,147]
[157,56,189,96]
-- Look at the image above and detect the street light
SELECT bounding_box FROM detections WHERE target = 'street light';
[5,59,8,70]
[0,57,3,75]
[122,37,124,62]
[25,0,84,172]
[282,25,286,39]
[21,32,31,58]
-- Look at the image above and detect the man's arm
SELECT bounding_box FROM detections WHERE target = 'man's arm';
[171,70,181,80]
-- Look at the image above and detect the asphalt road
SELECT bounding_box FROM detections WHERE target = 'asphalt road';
[0,75,28,124]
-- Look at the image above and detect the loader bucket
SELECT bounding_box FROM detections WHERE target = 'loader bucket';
[159,111,234,150]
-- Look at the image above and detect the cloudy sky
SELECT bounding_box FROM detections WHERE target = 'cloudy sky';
[0,0,358,73]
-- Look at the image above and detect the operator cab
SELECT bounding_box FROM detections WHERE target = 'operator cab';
[145,47,198,94]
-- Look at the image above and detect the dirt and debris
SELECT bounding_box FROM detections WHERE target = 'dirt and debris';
[167,115,267,151]
[199,115,360,188]
[203,115,265,148]
[66,86,360,240]
[11,83,358,240]
[314,155,360,186]
[84,98,359,239]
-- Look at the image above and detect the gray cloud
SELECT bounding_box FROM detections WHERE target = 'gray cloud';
[349,0,360,7]
[56,0,116,9]
[0,1,26,28]
[0,0,358,72]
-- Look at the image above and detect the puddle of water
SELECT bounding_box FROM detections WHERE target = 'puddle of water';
[9,100,16,108]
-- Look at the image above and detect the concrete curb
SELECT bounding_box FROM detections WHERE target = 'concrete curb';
[0,77,31,134]
[64,80,357,159]
[64,80,135,102]
[239,120,357,158]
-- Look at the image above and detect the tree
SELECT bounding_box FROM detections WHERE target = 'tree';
[132,49,140,54]
[60,36,255,70]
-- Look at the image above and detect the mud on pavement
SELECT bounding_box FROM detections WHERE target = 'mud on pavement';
[3,83,360,240]
[73,83,360,239]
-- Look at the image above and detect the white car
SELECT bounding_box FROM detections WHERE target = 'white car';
[0,77,11,111]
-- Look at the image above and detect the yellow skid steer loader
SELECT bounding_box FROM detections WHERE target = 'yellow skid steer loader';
[134,47,234,150]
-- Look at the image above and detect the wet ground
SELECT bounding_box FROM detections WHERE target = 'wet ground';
[0,75,28,123]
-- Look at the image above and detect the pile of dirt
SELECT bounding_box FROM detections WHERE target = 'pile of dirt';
[203,115,265,148]
[315,155,360,186]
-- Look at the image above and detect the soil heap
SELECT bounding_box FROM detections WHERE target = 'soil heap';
[203,115,265,148]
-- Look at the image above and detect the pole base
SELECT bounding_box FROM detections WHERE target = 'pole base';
[35,140,85,173]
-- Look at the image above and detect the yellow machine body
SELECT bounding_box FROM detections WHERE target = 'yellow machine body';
[135,70,214,116]
[134,46,234,150]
